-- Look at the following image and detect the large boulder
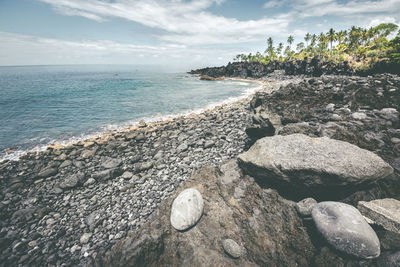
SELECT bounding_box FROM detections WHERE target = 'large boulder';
[237,134,393,199]
[312,201,380,259]
[98,161,315,266]
[357,198,400,234]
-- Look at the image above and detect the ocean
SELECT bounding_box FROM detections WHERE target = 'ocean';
[0,65,259,161]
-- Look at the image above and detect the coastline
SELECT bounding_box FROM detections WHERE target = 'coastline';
[2,71,399,266]
[0,76,289,266]
[0,77,264,163]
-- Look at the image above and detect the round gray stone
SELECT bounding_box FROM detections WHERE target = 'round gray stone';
[312,201,380,259]
[170,188,204,231]
[80,233,92,244]
[222,239,241,258]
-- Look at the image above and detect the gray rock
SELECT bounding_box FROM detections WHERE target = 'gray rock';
[377,251,400,267]
[102,166,315,266]
[204,140,215,148]
[80,233,92,244]
[177,143,188,153]
[219,160,241,185]
[325,103,335,112]
[84,177,96,186]
[59,160,72,168]
[134,162,153,173]
[81,149,96,159]
[121,171,133,180]
[170,188,204,231]
[377,229,400,250]
[135,133,146,141]
[86,211,104,231]
[351,112,367,120]
[59,172,85,189]
[222,239,241,258]
[102,157,122,169]
[296,198,317,217]
[311,201,380,259]
[92,168,122,181]
[238,134,393,187]
[11,207,37,222]
[380,108,398,115]
[357,198,400,234]
[38,167,58,178]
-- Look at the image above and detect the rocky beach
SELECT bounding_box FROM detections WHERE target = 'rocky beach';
[1,68,400,266]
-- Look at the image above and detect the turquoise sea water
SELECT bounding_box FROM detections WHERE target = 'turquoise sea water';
[0,65,259,161]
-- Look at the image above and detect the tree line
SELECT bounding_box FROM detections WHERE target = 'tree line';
[234,23,400,68]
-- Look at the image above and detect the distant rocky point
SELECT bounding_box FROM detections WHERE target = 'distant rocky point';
[189,57,400,79]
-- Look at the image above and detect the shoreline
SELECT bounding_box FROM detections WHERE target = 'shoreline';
[0,76,293,266]
[2,72,398,266]
[0,77,264,163]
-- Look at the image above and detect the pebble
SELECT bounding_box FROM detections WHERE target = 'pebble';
[222,239,242,258]
[325,103,335,112]
[296,198,317,217]
[80,233,92,244]
[170,188,204,231]
[351,112,367,120]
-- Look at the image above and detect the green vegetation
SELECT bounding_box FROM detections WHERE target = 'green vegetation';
[233,23,400,69]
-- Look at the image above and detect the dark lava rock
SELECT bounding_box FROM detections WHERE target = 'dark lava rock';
[37,167,58,178]
[98,163,315,266]
[245,74,400,203]
[59,172,85,189]
[92,168,122,181]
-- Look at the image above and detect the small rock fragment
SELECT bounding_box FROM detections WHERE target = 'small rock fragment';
[222,239,241,259]
[296,198,317,217]
[80,233,93,244]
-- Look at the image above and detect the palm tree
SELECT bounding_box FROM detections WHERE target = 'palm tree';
[327,28,336,51]
[361,28,368,45]
[266,37,275,59]
[287,35,294,47]
[277,42,283,58]
[311,34,317,46]
[284,46,292,59]
[304,33,311,47]
[297,42,305,52]
[348,26,361,49]
[337,30,346,45]
[318,32,328,57]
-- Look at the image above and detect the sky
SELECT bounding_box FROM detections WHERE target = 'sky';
[0,0,399,71]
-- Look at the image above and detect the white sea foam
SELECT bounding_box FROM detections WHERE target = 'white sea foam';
[0,79,263,163]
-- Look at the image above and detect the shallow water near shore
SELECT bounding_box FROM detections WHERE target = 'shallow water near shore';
[0,65,260,161]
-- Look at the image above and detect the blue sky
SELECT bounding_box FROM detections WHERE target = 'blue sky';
[0,0,399,70]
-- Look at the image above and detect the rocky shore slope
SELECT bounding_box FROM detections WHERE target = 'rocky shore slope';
[1,71,400,266]
[100,72,399,266]
[0,77,295,266]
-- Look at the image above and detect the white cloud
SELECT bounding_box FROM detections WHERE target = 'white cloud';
[263,0,287,8]
[39,0,292,45]
[0,31,241,69]
[367,17,398,28]
[52,6,107,22]
[293,0,400,18]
